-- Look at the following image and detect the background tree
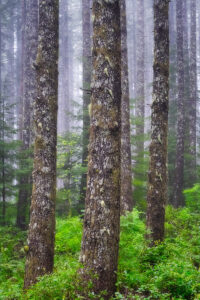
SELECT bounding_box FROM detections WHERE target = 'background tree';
[188,0,197,187]
[24,0,59,288]
[173,0,185,207]
[120,0,133,214]
[147,0,169,244]
[80,0,121,298]
[16,0,38,230]
[79,0,91,212]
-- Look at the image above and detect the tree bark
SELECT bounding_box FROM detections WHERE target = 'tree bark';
[16,0,38,230]
[80,0,121,298]
[188,0,197,186]
[147,0,169,244]
[134,0,145,205]
[24,0,59,289]
[120,0,133,214]
[79,0,92,213]
[173,0,185,208]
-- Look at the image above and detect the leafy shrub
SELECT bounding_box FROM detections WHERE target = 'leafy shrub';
[184,184,200,212]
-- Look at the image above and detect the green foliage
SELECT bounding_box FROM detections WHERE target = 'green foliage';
[130,99,150,212]
[0,99,21,225]
[183,184,200,212]
[0,226,26,299]
[1,208,200,299]
[57,132,85,215]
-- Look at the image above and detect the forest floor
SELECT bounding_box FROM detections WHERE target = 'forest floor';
[0,207,200,300]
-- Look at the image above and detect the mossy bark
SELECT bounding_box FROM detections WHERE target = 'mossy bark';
[80,0,121,298]
[24,0,59,289]
[173,0,185,208]
[16,0,38,230]
[146,0,169,244]
[79,0,92,213]
[120,0,133,214]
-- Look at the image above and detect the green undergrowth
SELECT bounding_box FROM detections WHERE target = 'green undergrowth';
[0,207,200,299]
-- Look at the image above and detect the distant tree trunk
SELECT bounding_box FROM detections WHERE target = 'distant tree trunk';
[80,0,121,298]
[173,0,185,207]
[24,0,59,289]
[120,0,133,214]
[188,0,197,186]
[16,0,38,230]
[18,0,25,141]
[134,0,145,205]
[168,0,177,204]
[58,0,70,135]
[147,0,169,244]
[183,0,191,190]
[79,0,91,212]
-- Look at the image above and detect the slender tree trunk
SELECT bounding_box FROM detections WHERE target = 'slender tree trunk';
[80,1,121,298]
[188,0,197,186]
[168,0,177,203]
[173,0,185,207]
[24,0,59,289]
[2,102,5,225]
[58,0,70,135]
[16,0,38,230]
[183,0,191,190]
[146,0,169,244]
[134,0,145,205]
[120,0,133,214]
[79,0,92,212]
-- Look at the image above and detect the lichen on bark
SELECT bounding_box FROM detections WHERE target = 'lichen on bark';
[80,0,121,298]
[24,0,59,289]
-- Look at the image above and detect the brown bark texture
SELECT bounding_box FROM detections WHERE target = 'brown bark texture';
[120,0,133,214]
[147,0,169,244]
[80,0,121,298]
[17,0,38,230]
[24,0,59,289]
[173,0,185,208]
[79,0,92,212]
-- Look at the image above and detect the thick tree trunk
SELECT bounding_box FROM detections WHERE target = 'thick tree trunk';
[79,0,92,212]
[16,0,38,230]
[24,0,59,289]
[146,0,169,244]
[173,0,185,208]
[80,1,121,298]
[188,0,197,186]
[120,0,133,214]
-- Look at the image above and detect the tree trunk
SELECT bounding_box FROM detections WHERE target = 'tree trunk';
[79,0,92,213]
[16,0,38,230]
[134,0,145,206]
[80,1,121,298]
[173,0,185,207]
[168,0,177,203]
[120,0,133,214]
[188,0,197,186]
[24,0,59,289]
[146,0,169,244]
[58,0,70,135]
